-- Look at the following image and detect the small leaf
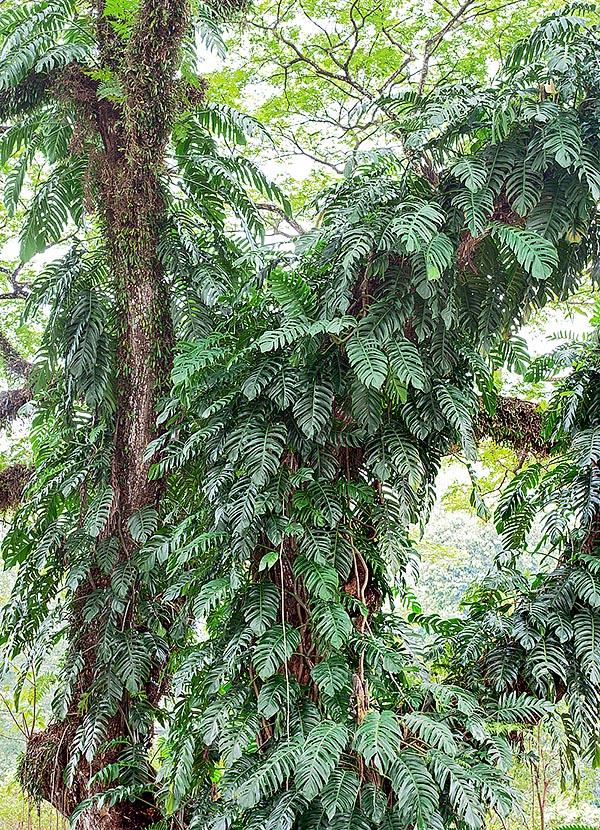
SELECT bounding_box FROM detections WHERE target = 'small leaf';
[128,505,158,543]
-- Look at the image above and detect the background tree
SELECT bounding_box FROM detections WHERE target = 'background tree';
[206,0,573,203]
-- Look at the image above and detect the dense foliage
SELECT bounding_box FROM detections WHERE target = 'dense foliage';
[0,0,599,828]
[0,0,288,824]
[153,13,600,830]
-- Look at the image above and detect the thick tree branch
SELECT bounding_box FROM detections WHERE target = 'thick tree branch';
[0,261,28,299]
[0,462,32,513]
[256,202,306,235]
[0,387,32,428]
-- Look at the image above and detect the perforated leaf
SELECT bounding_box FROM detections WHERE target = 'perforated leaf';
[295,720,348,800]
[353,709,402,771]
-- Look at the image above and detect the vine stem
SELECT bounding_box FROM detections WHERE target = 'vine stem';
[279,540,291,750]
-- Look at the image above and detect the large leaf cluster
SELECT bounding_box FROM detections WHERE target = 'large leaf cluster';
[149,11,600,829]
[0,1,600,827]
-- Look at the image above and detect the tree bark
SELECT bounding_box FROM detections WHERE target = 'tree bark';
[19,0,189,825]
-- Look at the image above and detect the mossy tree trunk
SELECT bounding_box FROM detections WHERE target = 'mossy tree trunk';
[20,0,188,826]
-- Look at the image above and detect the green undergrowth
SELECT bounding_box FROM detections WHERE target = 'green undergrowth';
[0,780,60,830]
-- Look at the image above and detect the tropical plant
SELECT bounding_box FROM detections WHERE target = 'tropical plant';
[149,10,600,829]
[0,0,289,826]
[438,307,600,778]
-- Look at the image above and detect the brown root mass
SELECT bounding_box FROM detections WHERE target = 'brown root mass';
[0,463,32,512]
[475,396,553,456]
[0,387,32,428]
[0,331,32,378]
[20,721,161,829]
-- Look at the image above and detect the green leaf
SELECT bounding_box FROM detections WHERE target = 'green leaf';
[569,569,600,608]
[20,157,85,262]
[346,335,388,389]
[435,383,477,461]
[385,338,426,390]
[351,378,384,433]
[194,103,270,146]
[572,427,600,467]
[226,421,287,487]
[492,223,558,280]
[220,710,262,765]
[320,769,360,820]
[341,227,375,275]
[544,111,582,168]
[259,549,280,571]
[449,156,488,192]
[293,556,339,600]
[353,709,402,771]
[391,200,445,253]
[295,720,348,800]
[85,486,114,538]
[312,601,353,648]
[293,378,334,439]
[192,578,230,617]
[488,691,553,724]
[388,751,438,829]
[360,782,387,823]
[380,425,424,489]
[424,232,454,279]
[252,624,300,680]
[453,187,494,235]
[311,655,352,697]
[573,609,600,684]
[127,505,158,543]
[269,269,316,319]
[113,630,154,695]
[429,752,483,828]
[403,713,459,756]
[258,675,300,719]
[245,582,280,635]
[505,158,542,215]
[234,737,303,809]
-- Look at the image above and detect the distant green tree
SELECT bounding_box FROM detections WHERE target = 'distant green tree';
[207,0,573,202]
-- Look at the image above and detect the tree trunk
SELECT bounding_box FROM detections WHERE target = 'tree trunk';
[20,0,189,824]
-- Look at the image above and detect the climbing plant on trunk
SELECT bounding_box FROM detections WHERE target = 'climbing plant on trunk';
[0,0,287,826]
[1,2,600,829]
[155,9,600,829]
